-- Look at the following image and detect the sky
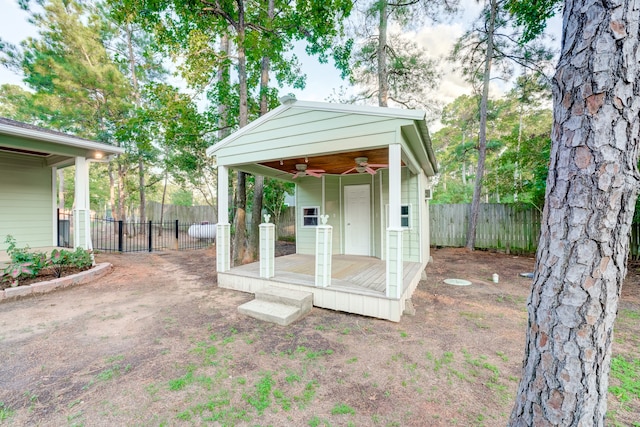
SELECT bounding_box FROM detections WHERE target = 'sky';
[0,0,562,126]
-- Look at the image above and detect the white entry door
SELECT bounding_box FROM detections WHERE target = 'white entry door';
[344,184,370,256]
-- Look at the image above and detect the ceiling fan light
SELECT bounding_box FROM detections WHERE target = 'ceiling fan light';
[356,166,367,173]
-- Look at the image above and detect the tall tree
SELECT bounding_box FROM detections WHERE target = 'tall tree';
[0,0,135,220]
[509,0,640,424]
[125,0,352,265]
[451,0,553,250]
[350,0,457,111]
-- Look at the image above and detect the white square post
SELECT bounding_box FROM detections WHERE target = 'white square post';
[315,215,332,287]
[216,165,231,272]
[259,214,275,278]
[386,143,403,298]
[73,156,91,250]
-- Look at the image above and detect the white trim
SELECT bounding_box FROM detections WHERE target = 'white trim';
[218,165,229,224]
[0,122,125,155]
[52,167,57,246]
[302,206,320,227]
[339,176,343,254]
[388,144,402,228]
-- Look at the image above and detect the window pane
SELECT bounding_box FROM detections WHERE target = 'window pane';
[401,205,409,215]
[304,217,318,226]
[401,217,409,227]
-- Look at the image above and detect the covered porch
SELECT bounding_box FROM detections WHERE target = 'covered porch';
[218,254,425,322]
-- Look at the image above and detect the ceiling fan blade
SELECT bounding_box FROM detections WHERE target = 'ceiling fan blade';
[306,170,324,178]
[341,166,357,175]
[292,172,301,179]
[365,166,377,175]
[367,163,388,168]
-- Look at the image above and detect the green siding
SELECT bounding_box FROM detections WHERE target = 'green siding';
[324,175,342,254]
[377,168,421,263]
[295,177,323,255]
[0,152,53,250]
[216,109,412,166]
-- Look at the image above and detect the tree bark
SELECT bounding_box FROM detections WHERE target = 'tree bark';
[377,1,389,107]
[232,0,248,265]
[465,0,496,250]
[249,0,274,261]
[509,0,640,425]
[126,22,146,233]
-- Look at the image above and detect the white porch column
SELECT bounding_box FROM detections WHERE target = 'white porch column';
[315,215,332,287]
[259,214,275,278]
[216,165,231,272]
[52,167,58,246]
[386,143,403,298]
[73,157,91,250]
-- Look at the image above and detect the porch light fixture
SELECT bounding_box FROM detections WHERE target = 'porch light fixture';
[94,151,104,159]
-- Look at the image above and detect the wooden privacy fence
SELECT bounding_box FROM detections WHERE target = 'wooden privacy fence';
[430,204,542,254]
[146,201,217,225]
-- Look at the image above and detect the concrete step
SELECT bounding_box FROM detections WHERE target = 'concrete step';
[238,286,314,326]
[254,286,313,312]
[238,299,305,326]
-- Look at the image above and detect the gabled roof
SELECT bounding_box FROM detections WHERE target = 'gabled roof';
[206,99,438,177]
[0,117,124,166]
[208,99,426,154]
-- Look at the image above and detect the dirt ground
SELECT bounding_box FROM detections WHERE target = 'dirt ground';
[1,246,638,426]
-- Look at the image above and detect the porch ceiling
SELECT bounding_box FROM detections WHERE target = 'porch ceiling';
[259,147,405,177]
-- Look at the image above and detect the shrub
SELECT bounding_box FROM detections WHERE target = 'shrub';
[1,235,93,286]
[1,236,46,286]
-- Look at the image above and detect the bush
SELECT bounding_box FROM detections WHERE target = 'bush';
[1,236,46,287]
[2,235,93,286]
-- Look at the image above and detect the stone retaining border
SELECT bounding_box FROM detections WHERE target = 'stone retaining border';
[0,263,113,302]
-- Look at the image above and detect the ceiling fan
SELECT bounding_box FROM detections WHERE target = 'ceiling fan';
[291,163,325,178]
[341,157,388,175]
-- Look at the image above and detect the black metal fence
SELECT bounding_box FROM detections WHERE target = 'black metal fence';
[57,210,215,253]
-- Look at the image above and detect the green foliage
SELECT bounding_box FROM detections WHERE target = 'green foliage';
[243,372,274,415]
[505,0,563,44]
[0,401,14,422]
[1,237,92,286]
[331,402,356,415]
[1,236,46,286]
[432,76,552,208]
[609,356,640,403]
[48,248,93,278]
[170,189,194,207]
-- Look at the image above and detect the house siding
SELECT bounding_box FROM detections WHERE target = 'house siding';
[377,168,422,263]
[295,177,323,255]
[0,152,53,250]
[215,110,411,165]
[323,175,342,254]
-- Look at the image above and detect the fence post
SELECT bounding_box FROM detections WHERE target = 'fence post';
[57,208,60,247]
[118,220,123,252]
[173,219,180,251]
[148,220,153,252]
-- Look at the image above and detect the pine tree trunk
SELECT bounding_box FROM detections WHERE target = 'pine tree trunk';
[377,1,389,107]
[509,1,640,425]
[466,0,496,250]
[232,0,248,265]
[249,0,274,262]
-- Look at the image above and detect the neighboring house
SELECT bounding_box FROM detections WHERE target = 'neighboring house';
[207,98,438,322]
[0,117,124,253]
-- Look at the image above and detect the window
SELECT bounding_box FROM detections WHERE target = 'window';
[302,207,319,227]
[385,204,411,229]
[401,205,410,228]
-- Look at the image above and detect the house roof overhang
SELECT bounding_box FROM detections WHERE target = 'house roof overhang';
[0,117,125,167]
[206,99,438,182]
